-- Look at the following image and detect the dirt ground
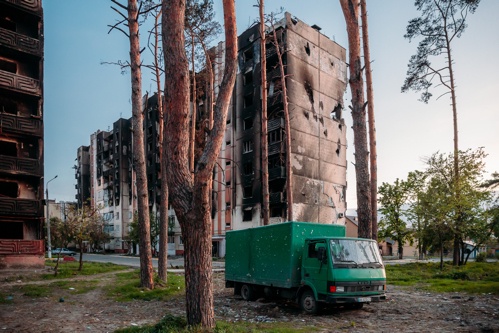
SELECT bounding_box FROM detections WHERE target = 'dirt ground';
[0,267,498,333]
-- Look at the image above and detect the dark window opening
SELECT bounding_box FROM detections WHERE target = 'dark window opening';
[0,140,17,157]
[243,93,253,108]
[226,181,231,187]
[0,181,18,198]
[225,160,231,166]
[0,222,23,239]
[244,71,253,86]
[0,99,17,114]
[268,155,283,168]
[243,186,252,198]
[336,141,341,157]
[271,206,284,218]
[243,117,253,130]
[226,140,231,146]
[243,209,252,221]
[243,162,254,175]
[226,117,231,124]
[243,48,253,62]
[0,17,16,32]
[0,58,17,74]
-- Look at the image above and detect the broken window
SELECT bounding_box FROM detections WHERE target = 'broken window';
[0,17,16,32]
[243,117,253,130]
[243,209,252,221]
[0,181,18,198]
[243,162,254,175]
[0,97,16,114]
[243,140,253,153]
[0,140,17,157]
[243,186,252,198]
[243,93,253,108]
[0,58,17,74]
[243,71,253,86]
[271,206,284,218]
[243,47,253,62]
[0,222,23,239]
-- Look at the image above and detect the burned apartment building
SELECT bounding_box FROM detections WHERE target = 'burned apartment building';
[75,97,183,254]
[74,14,348,257]
[0,0,45,268]
[210,13,348,255]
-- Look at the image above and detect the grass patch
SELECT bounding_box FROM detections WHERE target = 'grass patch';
[116,314,317,333]
[106,271,185,302]
[386,261,499,294]
[18,284,50,297]
[43,261,129,280]
[49,279,100,294]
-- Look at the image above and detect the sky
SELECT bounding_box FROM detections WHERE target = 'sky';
[43,0,499,210]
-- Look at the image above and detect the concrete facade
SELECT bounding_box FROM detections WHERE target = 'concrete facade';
[0,0,45,268]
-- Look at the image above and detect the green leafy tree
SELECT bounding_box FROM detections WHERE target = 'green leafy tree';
[378,178,414,259]
[49,217,72,276]
[424,148,492,265]
[402,0,481,265]
[65,204,105,271]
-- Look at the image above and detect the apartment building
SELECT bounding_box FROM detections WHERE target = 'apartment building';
[75,13,348,257]
[0,0,45,268]
[211,13,348,256]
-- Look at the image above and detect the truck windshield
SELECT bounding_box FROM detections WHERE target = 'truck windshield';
[330,239,383,268]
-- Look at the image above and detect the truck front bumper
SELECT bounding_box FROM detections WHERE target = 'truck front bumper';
[326,294,386,304]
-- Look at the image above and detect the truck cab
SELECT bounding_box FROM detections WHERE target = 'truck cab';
[300,237,386,313]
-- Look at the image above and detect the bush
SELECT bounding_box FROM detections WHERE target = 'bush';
[476,252,487,262]
[495,252,499,260]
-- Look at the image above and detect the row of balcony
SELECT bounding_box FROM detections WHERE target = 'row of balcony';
[0,155,41,176]
[0,197,42,216]
[0,112,42,137]
[0,27,41,56]
[5,0,42,15]
[0,69,40,96]
[0,239,44,255]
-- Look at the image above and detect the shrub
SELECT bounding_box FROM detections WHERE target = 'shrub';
[476,252,487,262]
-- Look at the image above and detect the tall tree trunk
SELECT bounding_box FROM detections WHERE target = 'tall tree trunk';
[162,0,237,327]
[259,0,269,225]
[360,0,377,241]
[153,9,169,283]
[340,0,372,238]
[446,33,461,266]
[270,20,292,221]
[190,35,197,175]
[128,0,154,289]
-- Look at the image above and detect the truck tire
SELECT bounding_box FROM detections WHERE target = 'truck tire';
[240,284,255,301]
[300,290,319,314]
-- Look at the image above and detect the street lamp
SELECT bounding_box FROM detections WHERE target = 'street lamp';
[46,175,58,259]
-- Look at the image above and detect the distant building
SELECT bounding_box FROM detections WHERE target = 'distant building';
[0,0,45,268]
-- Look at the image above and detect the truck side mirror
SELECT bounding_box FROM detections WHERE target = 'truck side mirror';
[317,247,327,263]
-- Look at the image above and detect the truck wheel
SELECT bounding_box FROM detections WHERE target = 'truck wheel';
[240,284,255,301]
[300,290,319,314]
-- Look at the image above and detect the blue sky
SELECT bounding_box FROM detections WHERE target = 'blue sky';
[43,0,499,209]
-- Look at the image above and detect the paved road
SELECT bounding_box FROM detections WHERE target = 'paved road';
[82,253,225,271]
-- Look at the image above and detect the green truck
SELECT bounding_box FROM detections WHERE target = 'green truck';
[225,221,386,313]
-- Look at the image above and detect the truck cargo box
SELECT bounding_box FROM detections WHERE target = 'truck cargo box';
[225,221,346,289]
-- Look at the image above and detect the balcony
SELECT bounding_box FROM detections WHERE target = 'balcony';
[268,142,283,156]
[269,192,285,204]
[269,166,285,180]
[0,27,41,56]
[0,198,42,216]
[0,240,44,255]
[0,69,41,96]
[0,112,42,137]
[0,155,42,176]
[268,117,284,132]
[5,0,42,15]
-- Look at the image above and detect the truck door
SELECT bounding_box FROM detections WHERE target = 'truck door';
[302,240,329,299]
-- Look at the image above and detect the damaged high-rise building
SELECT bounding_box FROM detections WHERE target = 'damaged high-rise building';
[75,13,348,258]
[210,13,348,256]
[0,0,45,268]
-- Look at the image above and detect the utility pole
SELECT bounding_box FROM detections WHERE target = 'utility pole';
[45,175,58,259]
